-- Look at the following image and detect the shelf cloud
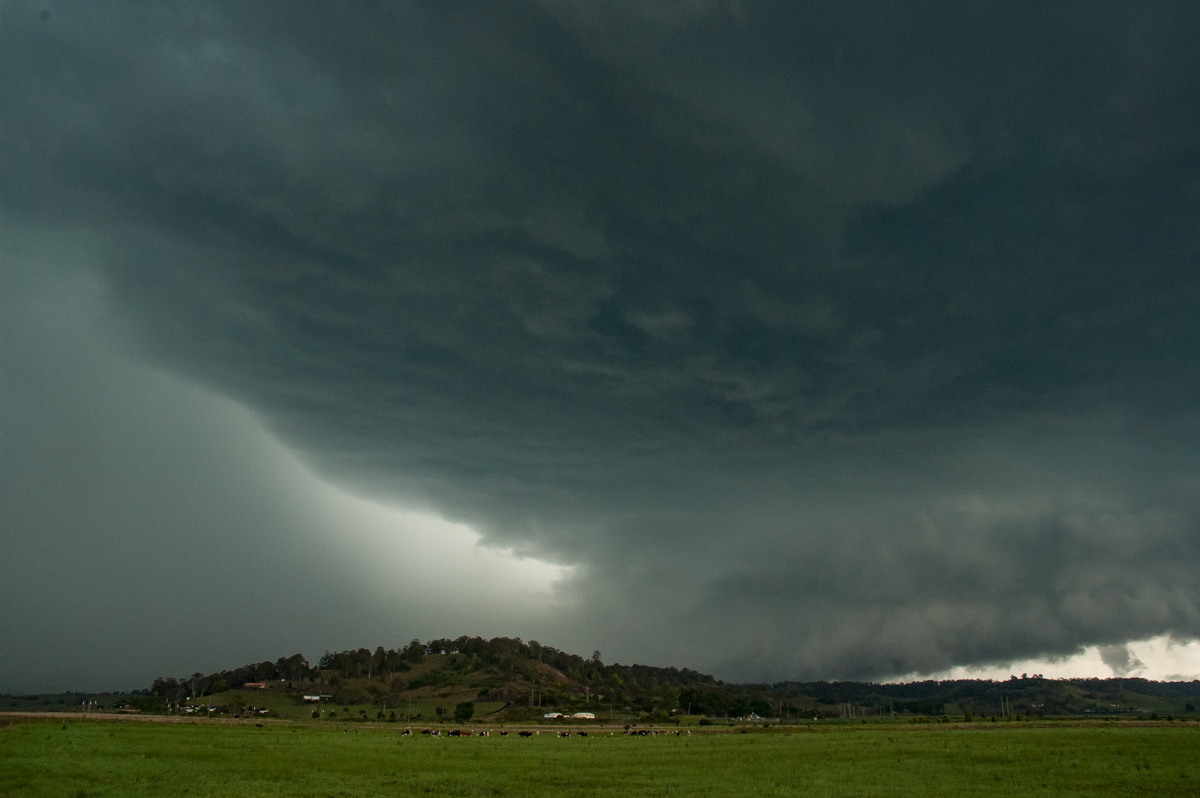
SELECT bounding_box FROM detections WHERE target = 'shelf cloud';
[3,1,1200,690]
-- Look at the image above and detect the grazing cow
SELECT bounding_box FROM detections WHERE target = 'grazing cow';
[518,731,533,738]
[576,731,588,737]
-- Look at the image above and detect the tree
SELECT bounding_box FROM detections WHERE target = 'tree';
[372,646,386,678]
[152,678,186,704]
[403,639,426,664]
[454,701,475,723]
[190,672,206,698]
[277,653,311,683]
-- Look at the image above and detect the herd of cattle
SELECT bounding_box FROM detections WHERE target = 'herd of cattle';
[389,728,692,737]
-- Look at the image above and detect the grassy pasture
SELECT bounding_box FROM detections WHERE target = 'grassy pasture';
[2,718,1197,797]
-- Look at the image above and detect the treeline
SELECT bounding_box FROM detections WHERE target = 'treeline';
[675,687,794,719]
[1076,677,1200,698]
[778,675,1200,703]
[316,640,428,678]
[423,635,718,693]
[152,653,312,702]
[771,675,1200,718]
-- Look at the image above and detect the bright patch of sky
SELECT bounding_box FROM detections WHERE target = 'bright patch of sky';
[280,456,574,616]
[897,636,1200,683]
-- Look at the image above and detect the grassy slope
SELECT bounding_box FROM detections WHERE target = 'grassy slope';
[182,688,506,723]
[167,654,515,722]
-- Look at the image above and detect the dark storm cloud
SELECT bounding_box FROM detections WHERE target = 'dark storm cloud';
[4,1,1200,681]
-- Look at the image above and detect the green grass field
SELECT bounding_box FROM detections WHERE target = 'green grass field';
[2,718,1197,796]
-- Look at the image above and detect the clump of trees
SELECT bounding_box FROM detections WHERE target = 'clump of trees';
[317,640,426,678]
[152,653,312,702]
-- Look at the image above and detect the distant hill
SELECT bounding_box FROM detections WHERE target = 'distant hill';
[16,636,1196,723]
[148,636,725,723]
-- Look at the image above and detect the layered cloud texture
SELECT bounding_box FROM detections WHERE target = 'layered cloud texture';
[3,1,1200,689]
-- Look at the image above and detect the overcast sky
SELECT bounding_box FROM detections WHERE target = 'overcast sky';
[4,1,1200,693]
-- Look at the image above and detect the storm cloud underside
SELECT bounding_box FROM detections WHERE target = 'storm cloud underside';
[3,1,1200,687]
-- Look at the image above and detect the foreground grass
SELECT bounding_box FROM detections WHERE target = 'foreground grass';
[2,719,1197,796]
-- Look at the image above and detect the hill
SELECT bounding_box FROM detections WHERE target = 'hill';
[146,636,724,723]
